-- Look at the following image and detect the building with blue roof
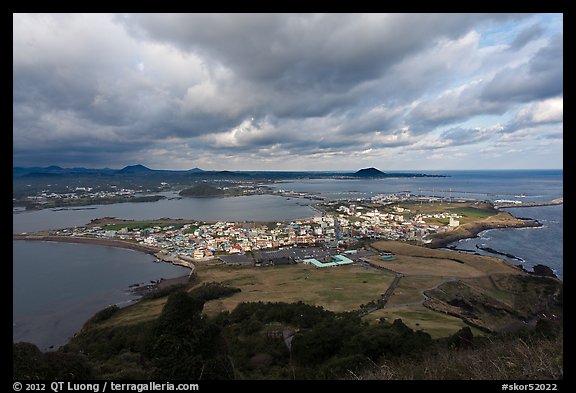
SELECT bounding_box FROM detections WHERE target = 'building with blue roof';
[302,254,354,268]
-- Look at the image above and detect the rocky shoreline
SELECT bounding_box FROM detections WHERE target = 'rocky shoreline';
[495,196,563,209]
[127,275,190,297]
[426,218,542,249]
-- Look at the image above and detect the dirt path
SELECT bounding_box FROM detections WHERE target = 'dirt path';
[358,273,403,317]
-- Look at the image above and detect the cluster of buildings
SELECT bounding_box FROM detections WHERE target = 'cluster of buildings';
[25,186,136,204]
[222,246,376,268]
[323,198,463,244]
[59,219,335,261]
[50,194,465,262]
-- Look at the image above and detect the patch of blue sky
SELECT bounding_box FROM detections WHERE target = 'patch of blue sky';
[479,20,523,48]
[456,113,515,129]
[429,113,514,137]
[536,13,563,35]
[478,14,562,49]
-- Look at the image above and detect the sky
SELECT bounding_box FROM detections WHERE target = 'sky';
[13,13,563,171]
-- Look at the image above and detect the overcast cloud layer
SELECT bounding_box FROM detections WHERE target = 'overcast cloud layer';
[13,13,563,170]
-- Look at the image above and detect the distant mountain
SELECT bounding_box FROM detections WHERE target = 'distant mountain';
[350,167,447,178]
[352,167,386,177]
[44,165,63,171]
[188,170,247,178]
[13,167,34,176]
[217,170,237,175]
[179,183,225,197]
[13,165,446,180]
[118,164,153,174]
[22,172,64,178]
[213,170,247,178]
[13,166,120,177]
[13,166,63,176]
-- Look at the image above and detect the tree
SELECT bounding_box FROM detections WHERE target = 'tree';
[148,291,233,379]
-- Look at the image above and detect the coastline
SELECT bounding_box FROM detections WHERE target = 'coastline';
[13,234,161,254]
[13,200,557,277]
[13,204,560,351]
[12,234,195,271]
[495,197,563,209]
[13,237,192,352]
[14,207,542,269]
[426,218,542,249]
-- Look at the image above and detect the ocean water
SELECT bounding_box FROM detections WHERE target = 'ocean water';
[13,241,189,351]
[13,169,562,349]
[452,205,563,279]
[272,170,563,203]
[12,194,319,350]
[273,170,563,277]
[13,194,317,233]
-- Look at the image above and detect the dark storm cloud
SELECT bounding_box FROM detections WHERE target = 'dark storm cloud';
[118,13,523,92]
[13,13,562,169]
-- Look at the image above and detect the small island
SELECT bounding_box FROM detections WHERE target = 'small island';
[351,167,447,178]
[179,183,227,197]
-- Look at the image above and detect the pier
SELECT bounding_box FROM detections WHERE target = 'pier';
[495,197,563,209]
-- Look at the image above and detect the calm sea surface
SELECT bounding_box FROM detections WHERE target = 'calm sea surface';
[13,194,317,233]
[13,241,188,351]
[271,170,563,202]
[13,170,562,349]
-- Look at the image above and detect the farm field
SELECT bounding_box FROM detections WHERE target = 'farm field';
[197,263,397,315]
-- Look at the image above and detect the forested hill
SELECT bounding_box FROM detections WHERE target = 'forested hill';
[179,184,226,197]
[13,278,562,380]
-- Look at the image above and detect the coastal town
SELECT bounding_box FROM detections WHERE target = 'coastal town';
[21,186,138,204]
[16,193,481,266]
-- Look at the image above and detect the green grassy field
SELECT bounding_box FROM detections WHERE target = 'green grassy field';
[198,263,397,315]
[102,222,185,231]
[426,210,532,245]
[450,206,495,218]
[386,277,445,306]
[368,254,487,277]
[462,275,516,307]
[364,305,486,339]
[97,262,401,327]
[364,241,542,336]
[97,297,168,328]
[398,201,495,215]
[395,201,500,227]
[371,241,521,276]
[93,239,554,342]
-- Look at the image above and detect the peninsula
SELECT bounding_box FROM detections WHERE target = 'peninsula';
[13,196,562,381]
[13,197,547,275]
[494,197,563,209]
